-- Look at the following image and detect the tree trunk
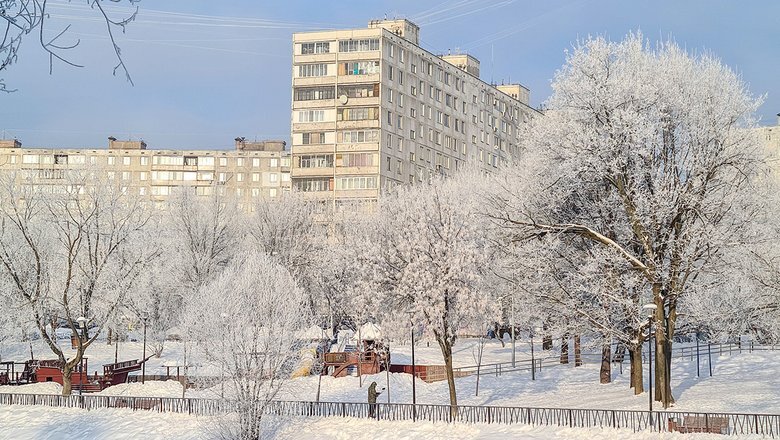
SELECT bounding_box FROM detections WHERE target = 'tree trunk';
[437,337,458,419]
[652,283,675,408]
[560,334,569,364]
[61,364,73,396]
[629,344,643,394]
[542,335,552,350]
[107,327,113,345]
[600,344,611,383]
[574,335,582,367]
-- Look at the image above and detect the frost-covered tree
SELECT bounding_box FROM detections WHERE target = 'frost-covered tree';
[359,173,498,412]
[492,33,765,407]
[245,192,327,316]
[0,0,139,91]
[183,251,310,440]
[0,171,153,394]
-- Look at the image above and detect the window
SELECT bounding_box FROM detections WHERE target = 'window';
[270,188,278,198]
[340,130,379,143]
[399,94,404,107]
[335,176,377,190]
[340,61,380,75]
[153,155,183,166]
[338,152,376,167]
[107,156,116,165]
[387,65,394,81]
[338,107,379,121]
[184,156,197,166]
[219,157,227,167]
[399,71,404,86]
[22,154,39,164]
[183,171,197,181]
[237,158,245,167]
[294,87,336,101]
[199,157,214,167]
[302,132,326,145]
[298,63,328,77]
[294,178,332,192]
[139,187,146,196]
[252,188,260,197]
[387,88,393,103]
[396,160,403,174]
[123,156,131,166]
[339,39,379,52]
[301,41,330,54]
[339,84,380,98]
[237,173,244,182]
[252,173,260,182]
[386,156,391,171]
[54,154,68,165]
[270,173,278,183]
[252,158,260,168]
[139,172,147,181]
[122,171,131,181]
[298,110,326,122]
[270,158,279,168]
[140,157,149,166]
[299,154,334,168]
[388,43,394,58]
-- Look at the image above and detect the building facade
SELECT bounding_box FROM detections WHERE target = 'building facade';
[0,137,291,209]
[290,19,539,207]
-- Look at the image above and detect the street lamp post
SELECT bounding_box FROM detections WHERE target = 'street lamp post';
[696,328,701,378]
[530,327,537,381]
[510,292,516,368]
[406,310,416,421]
[643,304,657,422]
[76,316,88,396]
[141,312,149,384]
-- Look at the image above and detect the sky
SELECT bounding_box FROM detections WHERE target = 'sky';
[1,0,779,150]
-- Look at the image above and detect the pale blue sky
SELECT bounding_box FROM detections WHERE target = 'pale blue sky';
[2,0,778,149]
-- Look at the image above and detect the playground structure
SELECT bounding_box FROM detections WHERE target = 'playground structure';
[0,357,148,393]
[322,339,389,378]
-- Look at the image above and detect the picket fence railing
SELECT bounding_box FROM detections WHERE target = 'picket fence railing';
[1,393,778,437]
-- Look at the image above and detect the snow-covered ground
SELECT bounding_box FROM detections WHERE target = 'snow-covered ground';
[3,336,778,415]
[0,405,743,440]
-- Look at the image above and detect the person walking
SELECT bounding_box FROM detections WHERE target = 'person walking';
[368,381,384,418]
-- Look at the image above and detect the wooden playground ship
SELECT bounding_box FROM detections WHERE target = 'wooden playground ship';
[319,323,389,378]
[0,357,149,393]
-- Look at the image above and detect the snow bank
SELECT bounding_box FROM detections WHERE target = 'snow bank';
[0,382,62,395]
[95,380,184,398]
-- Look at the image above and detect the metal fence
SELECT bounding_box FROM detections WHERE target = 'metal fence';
[1,393,778,437]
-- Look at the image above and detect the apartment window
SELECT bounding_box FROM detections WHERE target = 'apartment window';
[388,42,394,58]
[340,61,380,75]
[399,71,404,86]
[400,49,405,63]
[294,87,336,101]
[183,171,197,181]
[281,173,290,182]
[252,188,260,197]
[298,63,328,77]
[252,158,260,168]
[270,158,279,168]
[411,63,417,73]
[108,172,115,180]
[397,115,403,130]
[219,157,227,167]
[237,158,245,167]
[270,173,278,183]
[140,156,149,166]
[339,84,380,98]
[411,84,417,96]
[301,41,330,54]
[139,172,147,181]
[294,178,332,192]
[122,156,131,166]
[335,176,377,190]
[218,173,226,182]
[252,173,260,182]
[410,107,416,118]
[396,159,403,174]
[341,130,379,143]
[386,111,393,126]
[9,155,16,164]
[270,188,278,198]
[107,156,115,165]
[237,173,244,182]
[387,65,394,81]
[122,171,131,181]
[385,156,391,171]
[54,154,68,165]
[154,155,183,166]
[338,38,379,52]
[298,110,326,122]
[139,187,146,196]
[302,132,326,144]
[387,88,393,103]
[22,154,39,164]
[338,152,376,167]
[338,107,379,121]
[399,93,404,107]
[299,154,334,168]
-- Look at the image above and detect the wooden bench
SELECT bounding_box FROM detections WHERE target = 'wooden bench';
[668,416,729,434]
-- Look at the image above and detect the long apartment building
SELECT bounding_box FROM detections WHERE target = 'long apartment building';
[291,19,539,206]
[0,137,291,209]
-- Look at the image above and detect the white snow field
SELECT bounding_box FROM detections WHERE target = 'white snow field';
[0,406,749,440]
[1,337,778,439]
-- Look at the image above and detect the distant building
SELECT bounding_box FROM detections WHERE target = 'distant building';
[757,114,780,162]
[0,137,291,210]
[290,19,539,207]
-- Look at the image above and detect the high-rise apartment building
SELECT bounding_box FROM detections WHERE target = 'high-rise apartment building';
[0,137,291,209]
[291,19,539,206]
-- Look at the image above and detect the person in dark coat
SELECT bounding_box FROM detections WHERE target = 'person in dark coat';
[368,381,384,418]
